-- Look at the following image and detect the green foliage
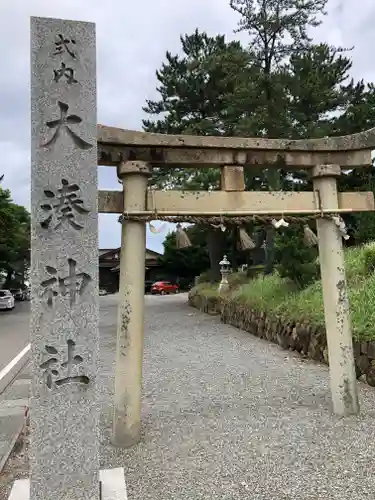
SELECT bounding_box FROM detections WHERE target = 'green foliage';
[362,242,375,274]
[193,244,375,341]
[228,271,253,287]
[286,43,355,139]
[343,175,375,245]
[230,0,327,64]
[275,226,319,289]
[158,225,210,279]
[143,29,251,190]
[196,270,212,285]
[354,211,375,245]
[229,0,327,138]
[0,184,30,286]
[143,30,251,137]
[334,83,375,135]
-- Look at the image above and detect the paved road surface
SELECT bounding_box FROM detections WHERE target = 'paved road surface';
[0,294,119,372]
[0,302,30,372]
[0,292,128,372]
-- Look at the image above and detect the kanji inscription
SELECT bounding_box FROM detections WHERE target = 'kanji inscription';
[53,62,77,84]
[41,101,93,150]
[53,34,76,58]
[40,340,89,389]
[40,258,91,307]
[40,178,90,230]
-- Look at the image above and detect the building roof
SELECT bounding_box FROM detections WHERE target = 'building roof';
[111,264,150,272]
[99,248,113,257]
[99,247,162,259]
[99,247,162,272]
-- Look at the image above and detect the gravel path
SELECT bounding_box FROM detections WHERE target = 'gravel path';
[2,294,375,499]
[99,294,375,500]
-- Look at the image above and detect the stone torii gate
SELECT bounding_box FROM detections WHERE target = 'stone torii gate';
[97,124,375,447]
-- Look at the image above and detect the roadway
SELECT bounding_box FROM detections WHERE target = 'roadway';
[0,293,158,373]
[0,295,120,373]
[0,301,30,373]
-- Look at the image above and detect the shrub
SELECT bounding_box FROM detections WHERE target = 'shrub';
[234,273,293,312]
[362,242,375,274]
[245,264,265,279]
[228,272,252,287]
[196,270,212,284]
[275,225,319,289]
[353,182,375,245]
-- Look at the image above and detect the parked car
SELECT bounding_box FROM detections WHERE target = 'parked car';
[10,288,25,301]
[99,289,108,296]
[0,290,15,310]
[151,281,179,295]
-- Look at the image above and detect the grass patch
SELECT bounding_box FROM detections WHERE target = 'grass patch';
[192,283,220,298]
[192,243,375,341]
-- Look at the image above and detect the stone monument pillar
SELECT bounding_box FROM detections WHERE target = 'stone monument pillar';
[30,16,99,499]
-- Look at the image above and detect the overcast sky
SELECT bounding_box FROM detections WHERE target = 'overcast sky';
[0,0,374,253]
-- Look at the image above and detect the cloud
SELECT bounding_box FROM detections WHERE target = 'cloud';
[0,0,374,253]
[313,0,375,81]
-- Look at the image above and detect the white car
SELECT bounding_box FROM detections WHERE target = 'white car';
[0,290,15,310]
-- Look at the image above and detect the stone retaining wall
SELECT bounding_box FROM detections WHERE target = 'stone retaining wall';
[188,288,375,387]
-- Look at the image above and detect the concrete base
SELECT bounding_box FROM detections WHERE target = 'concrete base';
[8,468,127,499]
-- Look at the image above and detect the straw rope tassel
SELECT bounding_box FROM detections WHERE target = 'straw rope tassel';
[148,186,168,234]
[303,224,318,247]
[304,189,320,247]
[175,223,192,249]
[238,227,256,250]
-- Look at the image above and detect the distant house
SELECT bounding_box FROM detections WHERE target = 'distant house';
[99,248,163,293]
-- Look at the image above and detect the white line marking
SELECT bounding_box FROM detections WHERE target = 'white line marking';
[100,468,128,500]
[8,478,29,499]
[0,344,30,384]
[9,469,127,499]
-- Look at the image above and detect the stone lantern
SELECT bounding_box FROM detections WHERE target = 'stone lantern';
[218,255,231,293]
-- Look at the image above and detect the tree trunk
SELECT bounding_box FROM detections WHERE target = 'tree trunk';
[207,228,225,282]
[252,228,266,266]
[230,227,238,271]
[264,226,276,275]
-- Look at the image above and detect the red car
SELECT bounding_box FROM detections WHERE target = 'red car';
[151,281,179,295]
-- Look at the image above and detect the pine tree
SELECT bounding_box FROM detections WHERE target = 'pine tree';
[143,30,252,279]
[143,29,252,190]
